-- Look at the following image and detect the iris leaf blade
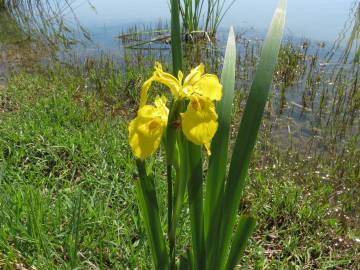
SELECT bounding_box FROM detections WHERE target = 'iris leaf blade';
[213,0,288,269]
[135,160,169,270]
[204,27,236,262]
[187,142,205,270]
[225,216,256,270]
[170,0,183,74]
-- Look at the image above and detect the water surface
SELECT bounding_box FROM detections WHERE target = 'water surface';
[75,0,356,43]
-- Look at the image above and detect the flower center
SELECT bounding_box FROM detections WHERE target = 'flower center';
[148,119,161,130]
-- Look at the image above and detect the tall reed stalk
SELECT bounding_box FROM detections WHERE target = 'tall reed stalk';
[204,0,236,36]
[330,1,360,64]
[178,0,236,36]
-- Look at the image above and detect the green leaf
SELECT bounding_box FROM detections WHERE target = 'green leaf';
[204,27,236,262]
[225,216,256,270]
[170,0,183,74]
[68,190,82,269]
[172,134,188,238]
[213,1,287,269]
[187,142,205,270]
[167,1,183,267]
[135,160,169,270]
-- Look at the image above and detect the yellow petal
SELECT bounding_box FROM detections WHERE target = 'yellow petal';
[128,96,169,159]
[180,96,218,155]
[140,77,154,108]
[153,95,169,124]
[137,96,169,125]
[128,117,164,160]
[179,64,205,99]
[178,70,184,83]
[193,74,223,101]
[184,63,205,86]
[153,62,181,97]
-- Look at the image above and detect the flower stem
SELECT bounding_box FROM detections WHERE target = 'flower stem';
[167,164,176,270]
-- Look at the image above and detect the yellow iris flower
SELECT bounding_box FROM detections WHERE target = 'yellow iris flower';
[140,62,222,106]
[128,96,169,160]
[129,62,222,159]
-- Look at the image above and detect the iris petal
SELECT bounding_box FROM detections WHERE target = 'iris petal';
[180,96,218,155]
[152,62,181,97]
[140,77,154,108]
[194,74,222,101]
[184,63,205,86]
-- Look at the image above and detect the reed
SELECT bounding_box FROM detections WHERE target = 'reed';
[330,0,360,65]
[178,0,236,36]
[2,0,89,49]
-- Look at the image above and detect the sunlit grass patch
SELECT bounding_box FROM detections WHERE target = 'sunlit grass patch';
[0,72,157,269]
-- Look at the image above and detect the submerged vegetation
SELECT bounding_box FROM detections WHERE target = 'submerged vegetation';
[0,0,359,269]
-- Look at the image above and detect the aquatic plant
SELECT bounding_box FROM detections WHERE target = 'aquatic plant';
[0,0,5,11]
[178,0,236,37]
[178,0,204,34]
[330,0,360,65]
[130,0,287,269]
[204,0,236,36]
[1,0,90,49]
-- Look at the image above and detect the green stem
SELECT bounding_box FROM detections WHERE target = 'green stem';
[166,101,181,270]
[167,164,175,270]
[135,160,169,269]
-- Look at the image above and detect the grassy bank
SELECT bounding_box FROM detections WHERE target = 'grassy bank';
[0,63,358,268]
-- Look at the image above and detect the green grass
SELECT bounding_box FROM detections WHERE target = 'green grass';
[0,67,358,268]
[0,72,162,269]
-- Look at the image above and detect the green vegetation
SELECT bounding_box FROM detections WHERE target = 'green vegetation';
[130,0,286,268]
[0,62,358,269]
[1,0,89,49]
[330,1,360,65]
[0,71,154,269]
[178,0,235,37]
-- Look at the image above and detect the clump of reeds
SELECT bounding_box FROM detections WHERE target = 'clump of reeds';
[2,0,90,49]
[178,0,236,38]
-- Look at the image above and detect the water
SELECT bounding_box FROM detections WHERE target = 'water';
[74,0,356,47]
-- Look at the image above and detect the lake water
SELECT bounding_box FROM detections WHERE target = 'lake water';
[74,0,356,46]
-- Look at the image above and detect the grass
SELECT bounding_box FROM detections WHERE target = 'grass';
[0,60,358,268]
[0,72,157,269]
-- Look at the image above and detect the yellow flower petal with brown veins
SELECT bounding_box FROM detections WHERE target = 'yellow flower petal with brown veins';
[180,96,218,155]
[128,96,169,160]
